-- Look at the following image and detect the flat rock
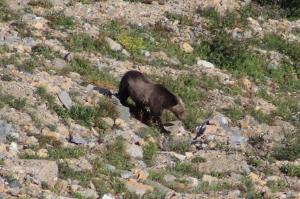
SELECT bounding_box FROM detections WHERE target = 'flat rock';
[4,159,58,187]
[125,179,154,196]
[194,151,250,174]
[58,91,73,109]
[197,60,215,68]
[126,143,143,159]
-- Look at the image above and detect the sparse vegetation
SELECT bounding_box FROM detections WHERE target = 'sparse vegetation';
[48,147,86,159]
[28,0,53,8]
[143,142,159,166]
[47,11,76,29]
[102,137,133,170]
[280,164,300,177]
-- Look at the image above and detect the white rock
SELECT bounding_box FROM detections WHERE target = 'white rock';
[197,60,215,68]
[105,37,122,52]
[126,143,143,159]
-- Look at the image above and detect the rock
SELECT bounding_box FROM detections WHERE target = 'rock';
[69,134,87,145]
[126,143,143,159]
[52,58,67,69]
[25,136,38,145]
[71,184,99,199]
[58,91,72,109]
[105,37,122,52]
[5,159,58,187]
[172,152,186,161]
[202,175,219,185]
[37,149,48,158]
[133,169,149,181]
[121,171,134,179]
[67,157,93,172]
[169,57,181,66]
[181,42,194,53]
[102,194,115,199]
[122,49,131,57]
[219,116,229,128]
[125,179,154,196]
[8,179,22,189]
[185,177,199,188]
[164,175,176,183]
[195,151,250,174]
[9,142,19,155]
[0,120,19,142]
[24,149,36,156]
[248,172,267,187]
[197,60,215,68]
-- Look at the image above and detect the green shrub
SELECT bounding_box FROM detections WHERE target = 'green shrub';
[102,137,133,170]
[273,135,300,161]
[222,106,244,124]
[47,11,75,29]
[69,105,97,126]
[58,163,92,187]
[48,147,86,159]
[143,142,159,166]
[191,156,206,163]
[280,164,300,177]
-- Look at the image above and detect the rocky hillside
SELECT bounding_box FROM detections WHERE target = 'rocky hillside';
[0,0,300,198]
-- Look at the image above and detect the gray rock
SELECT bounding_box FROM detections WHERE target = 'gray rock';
[219,117,229,128]
[58,91,72,109]
[227,128,248,149]
[121,171,134,179]
[126,143,143,159]
[8,179,22,189]
[169,57,181,66]
[52,58,67,69]
[164,174,176,183]
[105,37,122,52]
[197,60,215,68]
[0,120,19,142]
[69,134,87,145]
[114,96,131,122]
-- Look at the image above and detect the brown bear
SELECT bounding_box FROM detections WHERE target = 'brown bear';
[117,70,185,133]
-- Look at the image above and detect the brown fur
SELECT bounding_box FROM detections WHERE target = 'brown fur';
[117,70,185,133]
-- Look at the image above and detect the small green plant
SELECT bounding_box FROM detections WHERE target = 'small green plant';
[69,105,97,126]
[0,0,20,22]
[69,57,118,89]
[1,74,13,81]
[168,162,203,179]
[9,98,26,110]
[280,164,300,177]
[148,170,165,182]
[47,11,75,29]
[18,58,42,73]
[58,163,92,187]
[28,0,53,8]
[143,142,159,166]
[267,179,287,193]
[102,137,133,170]
[135,127,160,139]
[222,106,244,124]
[191,156,206,163]
[165,12,193,26]
[31,45,59,60]
[273,135,300,161]
[195,181,232,193]
[48,147,86,159]
[167,137,191,155]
